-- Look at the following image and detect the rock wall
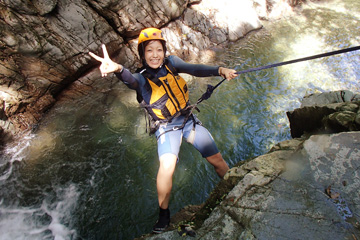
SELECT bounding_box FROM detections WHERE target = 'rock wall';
[0,0,300,145]
[287,90,360,138]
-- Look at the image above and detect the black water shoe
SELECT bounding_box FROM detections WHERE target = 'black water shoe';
[152,207,170,234]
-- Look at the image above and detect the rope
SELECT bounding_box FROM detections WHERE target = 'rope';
[235,45,360,75]
[200,45,360,102]
[156,45,360,137]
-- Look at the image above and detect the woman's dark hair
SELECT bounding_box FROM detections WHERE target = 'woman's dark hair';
[138,40,167,61]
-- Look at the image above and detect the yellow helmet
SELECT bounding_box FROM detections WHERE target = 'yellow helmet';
[138,28,165,45]
[138,28,167,61]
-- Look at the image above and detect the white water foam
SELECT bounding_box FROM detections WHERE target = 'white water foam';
[0,132,34,181]
[0,184,79,240]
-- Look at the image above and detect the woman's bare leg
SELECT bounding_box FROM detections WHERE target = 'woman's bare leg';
[157,153,177,209]
[206,152,229,178]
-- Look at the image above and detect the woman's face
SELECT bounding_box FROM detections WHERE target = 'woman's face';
[144,40,164,69]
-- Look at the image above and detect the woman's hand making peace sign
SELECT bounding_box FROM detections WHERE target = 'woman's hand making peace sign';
[89,44,123,77]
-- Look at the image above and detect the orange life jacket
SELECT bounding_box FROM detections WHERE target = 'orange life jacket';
[137,61,189,121]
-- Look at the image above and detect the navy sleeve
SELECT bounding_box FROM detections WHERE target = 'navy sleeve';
[168,55,220,77]
[114,69,139,90]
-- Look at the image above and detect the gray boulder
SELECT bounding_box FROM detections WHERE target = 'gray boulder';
[142,132,360,239]
[287,91,360,138]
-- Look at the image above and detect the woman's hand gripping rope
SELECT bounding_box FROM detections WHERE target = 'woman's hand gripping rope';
[218,67,238,80]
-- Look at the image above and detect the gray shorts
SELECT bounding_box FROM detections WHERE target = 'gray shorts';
[155,115,219,159]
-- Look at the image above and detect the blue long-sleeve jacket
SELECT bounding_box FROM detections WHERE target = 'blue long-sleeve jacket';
[115,55,220,93]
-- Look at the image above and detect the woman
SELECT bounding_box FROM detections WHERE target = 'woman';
[89,28,237,233]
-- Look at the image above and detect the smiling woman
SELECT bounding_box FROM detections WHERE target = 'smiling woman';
[144,41,165,69]
[89,27,237,233]
[137,27,167,68]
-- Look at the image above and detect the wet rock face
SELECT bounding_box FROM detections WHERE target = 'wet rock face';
[287,91,360,138]
[0,0,266,144]
[146,130,360,239]
[0,0,124,139]
[208,91,360,239]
